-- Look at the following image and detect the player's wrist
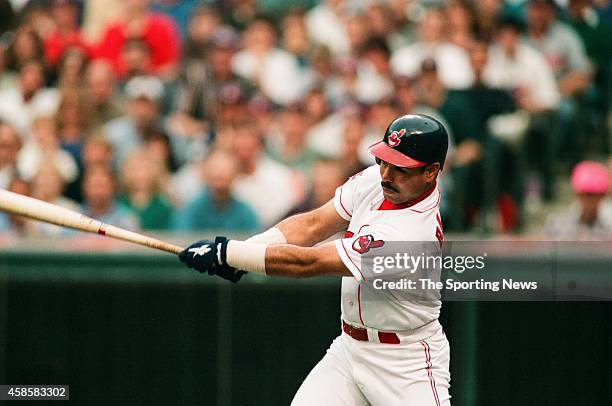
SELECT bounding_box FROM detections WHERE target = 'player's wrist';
[245,227,287,245]
[226,240,268,275]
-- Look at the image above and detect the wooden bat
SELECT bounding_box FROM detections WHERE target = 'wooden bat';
[0,189,184,255]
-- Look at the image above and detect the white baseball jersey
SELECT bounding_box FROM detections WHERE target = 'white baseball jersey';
[333,165,444,331]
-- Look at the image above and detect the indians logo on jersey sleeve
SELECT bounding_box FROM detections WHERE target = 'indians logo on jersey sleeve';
[352,235,385,254]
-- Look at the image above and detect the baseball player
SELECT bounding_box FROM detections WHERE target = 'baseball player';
[179,114,451,405]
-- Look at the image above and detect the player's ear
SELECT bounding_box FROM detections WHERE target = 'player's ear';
[424,163,440,181]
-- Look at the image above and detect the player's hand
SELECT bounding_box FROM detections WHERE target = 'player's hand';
[179,237,247,283]
[179,239,217,275]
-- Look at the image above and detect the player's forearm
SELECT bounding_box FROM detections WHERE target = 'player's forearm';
[265,244,349,277]
[226,241,350,278]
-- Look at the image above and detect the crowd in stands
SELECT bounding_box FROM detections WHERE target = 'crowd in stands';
[0,0,610,241]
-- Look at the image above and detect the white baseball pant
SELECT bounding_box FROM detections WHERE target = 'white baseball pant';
[291,321,451,406]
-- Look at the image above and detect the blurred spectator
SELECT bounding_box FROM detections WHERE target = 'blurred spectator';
[354,37,394,103]
[304,87,347,158]
[57,89,93,165]
[386,0,418,50]
[17,115,78,184]
[6,27,43,71]
[81,133,113,170]
[94,0,180,79]
[118,149,173,230]
[288,158,346,215]
[267,104,323,176]
[19,2,56,40]
[85,60,123,129]
[525,0,592,164]
[391,7,474,89]
[338,111,368,177]
[483,17,560,205]
[150,0,200,39]
[173,148,260,232]
[484,17,560,112]
[473,0,505,41]
[0,122,22,189]
[306,0,350,56]
[232,16,306,105]
[119,38,153,81]
[29,162,79,236]
[365,2,395,41]
[56,47,88,89]
[545,161,612,240]
[220,0,258,30]
[526,0,591,94]
[43,0,90,69]
[142,127,179,173]
[81,165,139,230]
[328,56,360,106]
[232,121,304,226]
[445,0,477,49]
[281,10,311,65]
[173,26,253,132]
[345,11,371,56]
[104,75,189,168]
[0,41,17,90]
[463,40,526,231]
[0,177,32,236]
[0,59,60,135]
[181,6,221,61]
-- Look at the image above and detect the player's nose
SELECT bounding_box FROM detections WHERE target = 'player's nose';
[380,161,394,182]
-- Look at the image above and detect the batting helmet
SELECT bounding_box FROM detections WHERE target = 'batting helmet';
[369,114,449,169]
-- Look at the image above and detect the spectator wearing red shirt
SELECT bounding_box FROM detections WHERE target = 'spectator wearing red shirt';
[44,0,91,69]
[94,0,179,79]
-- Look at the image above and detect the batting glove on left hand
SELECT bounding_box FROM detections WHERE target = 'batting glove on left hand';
[179,237,247,283]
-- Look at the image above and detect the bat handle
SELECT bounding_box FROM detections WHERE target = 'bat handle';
[101,224,185,255]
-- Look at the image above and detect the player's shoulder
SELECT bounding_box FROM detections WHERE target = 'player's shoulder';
[346,165,380,186]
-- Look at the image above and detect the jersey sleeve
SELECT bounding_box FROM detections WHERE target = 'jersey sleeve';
[333,169,365,221]
[334,220,442,282]
[335,238,367,281]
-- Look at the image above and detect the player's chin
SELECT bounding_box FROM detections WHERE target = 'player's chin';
[382,187,399,201]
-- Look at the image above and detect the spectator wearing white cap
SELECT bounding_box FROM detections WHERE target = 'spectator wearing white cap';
[545,161,612,240]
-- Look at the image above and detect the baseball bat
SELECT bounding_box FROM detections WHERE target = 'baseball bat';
[0,189,184,255]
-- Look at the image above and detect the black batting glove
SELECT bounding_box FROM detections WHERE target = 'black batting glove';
[179,237,246,283]
[179,239,217,275]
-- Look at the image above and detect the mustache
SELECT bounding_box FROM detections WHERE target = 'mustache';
[381,182,398,192]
